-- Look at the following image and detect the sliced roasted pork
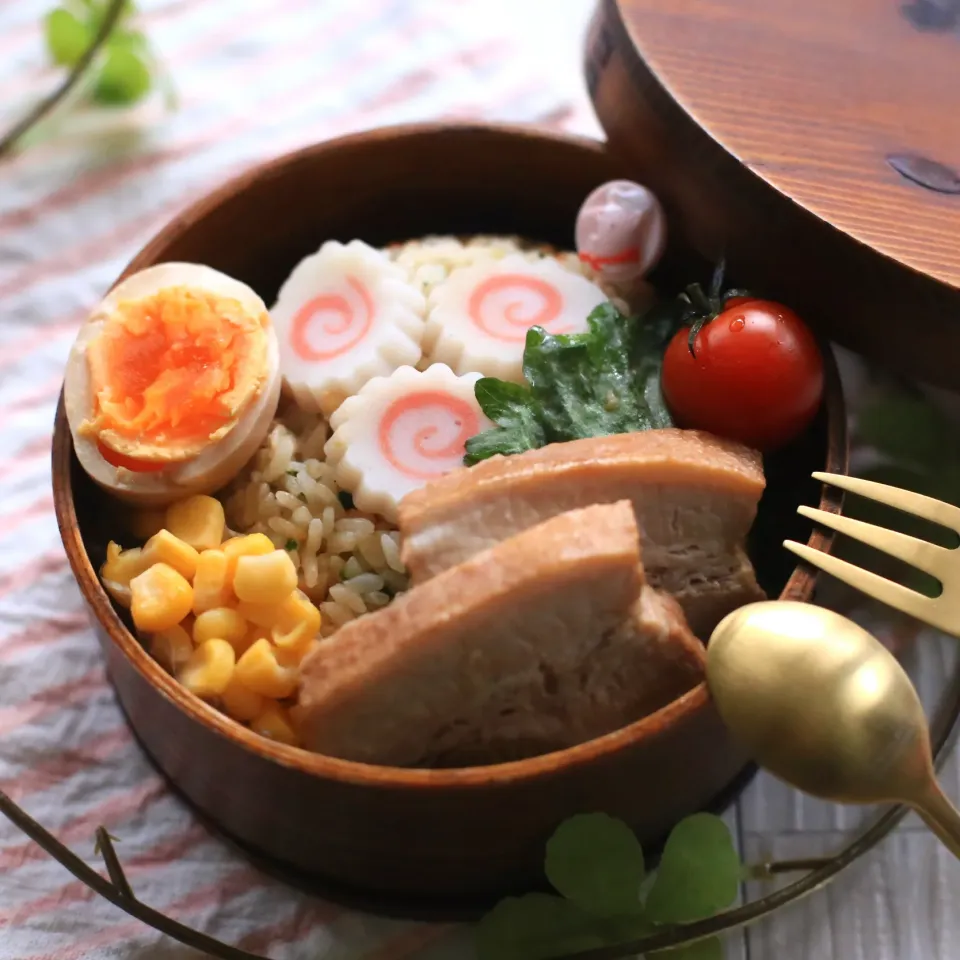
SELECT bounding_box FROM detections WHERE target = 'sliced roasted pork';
[295,501,704,767]
[398,429,766,637]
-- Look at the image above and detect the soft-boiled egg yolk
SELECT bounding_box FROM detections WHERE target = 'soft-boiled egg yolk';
[81,286,269,467]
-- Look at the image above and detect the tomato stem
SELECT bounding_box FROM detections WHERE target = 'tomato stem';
[687,316,708,357]
[684,283,713,315]
[676,260,755,359]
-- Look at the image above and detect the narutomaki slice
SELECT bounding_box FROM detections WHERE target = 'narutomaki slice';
[424,254,608,383]
[324,363,494,523]
[294,501,705,767]
[399,429,767,638]
[271,239,426,417]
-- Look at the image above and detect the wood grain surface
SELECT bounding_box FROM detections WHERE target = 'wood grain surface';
[585,0,960,391]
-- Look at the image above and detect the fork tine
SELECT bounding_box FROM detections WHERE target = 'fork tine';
[813,472,960,534]
[784,539,941,630]
[798,505,950,579]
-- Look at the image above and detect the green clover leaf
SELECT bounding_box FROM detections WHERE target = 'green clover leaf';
[544,812,646,918]
[644,814,740,924]
[92,42,152,105]
[42,0,162,110]
[476,893,608,960]
[477,812,741,960]
[45,7,93,67]
[856,393,953,471]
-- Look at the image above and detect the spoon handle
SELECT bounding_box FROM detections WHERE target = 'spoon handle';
[912,782,960,860]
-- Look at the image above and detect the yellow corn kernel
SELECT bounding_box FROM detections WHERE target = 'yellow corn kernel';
[236,590,321,644]
[235,599,282,629]
[192,549,232,614]
[273,644,299,669]
[177,638,235,698]
[230,634,257,658]
[223,533,275,585]
[142,529,200,581]
[233,550,298,605]
[219,675,265,722]
[193,607,247,647]
[277,638,323,671]
[128,508,166,542]
[102,579,132,609]
[237,624,270,658]
[251,703,299,746]
[271,591,322,665]
[272,627,310,664]
[165,495,225,552]
[245,623,272,643]
[234,638,298,699]
[101,542,150,587]
[148,624,194,674]
[130,563,194,633]
[276,589,322,639]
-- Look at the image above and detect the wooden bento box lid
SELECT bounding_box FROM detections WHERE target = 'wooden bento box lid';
[585,0,960,392]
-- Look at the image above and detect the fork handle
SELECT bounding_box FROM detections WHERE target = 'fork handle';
[911,781,960,860]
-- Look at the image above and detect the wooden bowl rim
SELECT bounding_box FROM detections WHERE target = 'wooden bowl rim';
[51,120,849,792]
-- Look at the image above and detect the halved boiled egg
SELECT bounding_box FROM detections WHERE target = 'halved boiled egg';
[64,262,282,506]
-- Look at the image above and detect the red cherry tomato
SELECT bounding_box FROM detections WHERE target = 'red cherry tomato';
[661,299,824,452]
[721,295,756,308]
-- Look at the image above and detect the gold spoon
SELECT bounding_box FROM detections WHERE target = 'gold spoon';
[707,600,960,858]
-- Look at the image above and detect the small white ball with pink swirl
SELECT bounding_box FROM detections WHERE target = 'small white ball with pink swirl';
[324,364,494,523]
[423,255,609,383]
[271,239,427,417]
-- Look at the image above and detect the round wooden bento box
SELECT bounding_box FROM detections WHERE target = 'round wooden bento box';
[53,122,848,917]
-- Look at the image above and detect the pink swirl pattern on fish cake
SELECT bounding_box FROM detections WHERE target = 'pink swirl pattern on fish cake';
[466,273,569,342]
[378,390,479,480]
[289,275,373,361]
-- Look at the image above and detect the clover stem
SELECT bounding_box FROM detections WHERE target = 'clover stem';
[0,0,125,157]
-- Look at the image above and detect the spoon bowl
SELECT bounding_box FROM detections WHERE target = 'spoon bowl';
[707,600,960,858]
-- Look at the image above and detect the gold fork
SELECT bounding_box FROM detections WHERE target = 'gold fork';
[784,472,960,638]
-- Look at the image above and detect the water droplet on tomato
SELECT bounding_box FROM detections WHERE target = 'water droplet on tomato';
[730,316,745,332]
